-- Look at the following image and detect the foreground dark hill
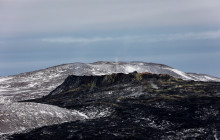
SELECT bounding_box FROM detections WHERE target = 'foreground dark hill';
[7,72,220,140]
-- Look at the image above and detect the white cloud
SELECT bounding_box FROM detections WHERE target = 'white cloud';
[40,36,139,43]
[41,30,220,43]
[0,0,220,37]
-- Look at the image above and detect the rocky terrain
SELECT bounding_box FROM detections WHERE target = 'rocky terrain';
[0,102,87,135]
[0,62,220,139]
[1,61,219,103]
[3,72,220,140]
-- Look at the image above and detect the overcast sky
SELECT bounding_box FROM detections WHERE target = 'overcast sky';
[0,0,220,77]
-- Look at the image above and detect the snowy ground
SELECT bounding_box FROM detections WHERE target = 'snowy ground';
[0,102,88,135]
[0,61,220,136]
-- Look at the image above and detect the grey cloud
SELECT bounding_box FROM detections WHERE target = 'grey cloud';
[0,0,220,37]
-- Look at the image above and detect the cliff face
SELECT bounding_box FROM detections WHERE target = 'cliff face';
[6,72,220,140]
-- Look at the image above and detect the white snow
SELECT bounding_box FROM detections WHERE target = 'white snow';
[150,82,159,89]
[83,106,113,119]
[0,77,12,83]
[0,61,220,135]
[0,62,219,104]
[204,76,217,81]
[0,102,88,135]
[165,68,193,80]
[187,73,220,82]
[125,65,139,73]
[0,96,12,104]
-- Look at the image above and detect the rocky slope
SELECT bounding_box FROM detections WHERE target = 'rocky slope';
[0,102,87,135]
[1,62,220,139]
[0,61,220,103]
[4,72,220,140]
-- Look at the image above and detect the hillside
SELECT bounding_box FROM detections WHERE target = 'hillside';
[5,72,220,139]
[1,61,219,103]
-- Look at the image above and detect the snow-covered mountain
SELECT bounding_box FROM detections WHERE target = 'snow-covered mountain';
[0,61,220,139]
[0,61,220,103]
[3,71,220,140]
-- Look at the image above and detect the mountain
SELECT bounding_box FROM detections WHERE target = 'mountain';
[4,72,220,140]
[1,61,220,139]
[0,61,220,103]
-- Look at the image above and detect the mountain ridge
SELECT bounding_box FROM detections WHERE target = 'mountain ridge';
[0,61,219,103]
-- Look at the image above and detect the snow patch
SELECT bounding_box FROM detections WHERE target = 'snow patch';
[0,102,87,135]
[125,65,139,73]
[165,68,193,80]
[0,77,13,83]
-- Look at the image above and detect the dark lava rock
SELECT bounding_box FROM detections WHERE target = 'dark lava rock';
[7,72,220,140]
